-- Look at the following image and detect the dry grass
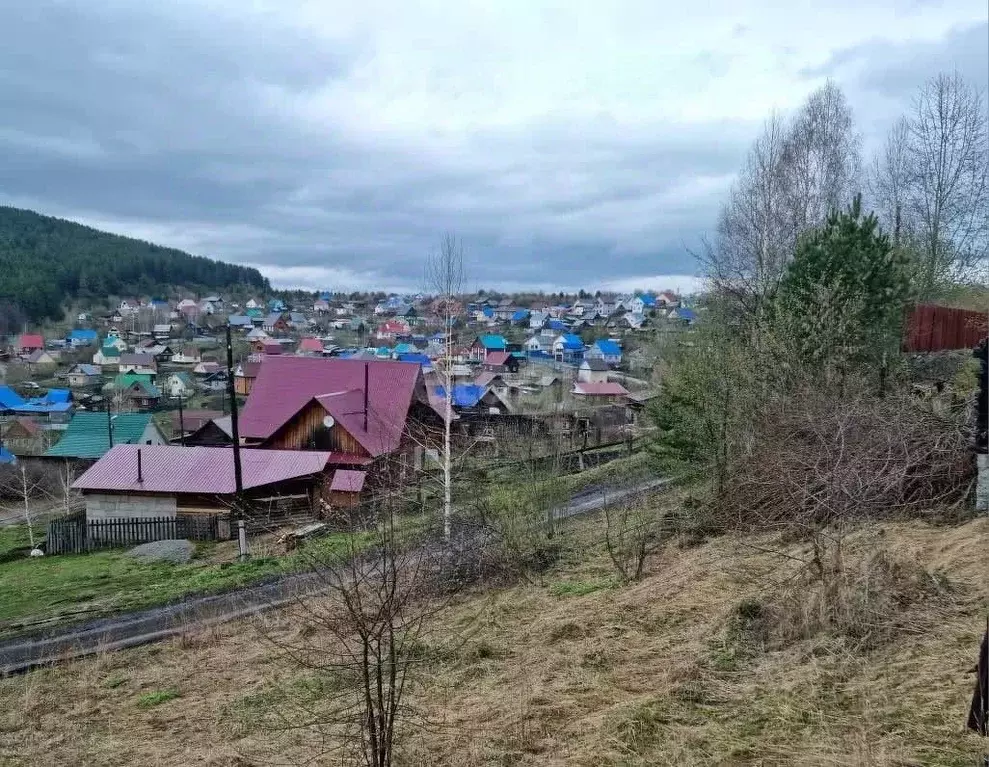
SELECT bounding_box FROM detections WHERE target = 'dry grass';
[1,514,987,766]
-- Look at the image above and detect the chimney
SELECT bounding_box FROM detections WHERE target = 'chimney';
[137,448,143,483]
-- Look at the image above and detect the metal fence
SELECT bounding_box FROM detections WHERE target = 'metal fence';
[904,304,988,352]
[47,512,221,555]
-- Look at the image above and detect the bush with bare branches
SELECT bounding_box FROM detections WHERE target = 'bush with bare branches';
[714,386,974,532]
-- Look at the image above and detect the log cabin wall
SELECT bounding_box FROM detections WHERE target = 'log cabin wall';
[265,401,371,457]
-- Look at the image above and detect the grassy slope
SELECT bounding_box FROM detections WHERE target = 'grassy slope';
[0,512,986,766]
[0,527,358,634]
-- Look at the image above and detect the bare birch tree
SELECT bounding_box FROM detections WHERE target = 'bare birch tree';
[905,71,989,293]
[703,82,861,330]
[868,117,913,246]
[780,80,862,233]
[426,233,465,541]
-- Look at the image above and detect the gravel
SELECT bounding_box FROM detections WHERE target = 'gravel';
[127,539,195,564]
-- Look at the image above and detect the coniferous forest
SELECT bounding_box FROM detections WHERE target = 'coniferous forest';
[0,206,270,322]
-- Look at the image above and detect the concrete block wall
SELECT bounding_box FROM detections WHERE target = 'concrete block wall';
[85,493,177,521]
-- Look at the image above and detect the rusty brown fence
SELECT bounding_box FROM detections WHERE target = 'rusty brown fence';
[903,304,987,352]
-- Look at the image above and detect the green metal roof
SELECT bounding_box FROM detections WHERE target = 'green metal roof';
[114,373,153,389]
[44,412,156,459]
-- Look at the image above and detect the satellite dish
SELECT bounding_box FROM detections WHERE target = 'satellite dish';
[322,415,335,429]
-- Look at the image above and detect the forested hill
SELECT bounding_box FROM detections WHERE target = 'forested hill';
[0,206,271,322]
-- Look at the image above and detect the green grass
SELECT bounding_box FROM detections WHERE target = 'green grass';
[0,524,363,635]
[549,577,616,597]
[137,689,180,708]
[0,524,35,561]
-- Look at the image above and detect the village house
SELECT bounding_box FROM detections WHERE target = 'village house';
[170,409,224,440]
[164,372,197,399]
[375,319,409,341]
[469,334,508,362]
[171,345,202,365]
[153,323,172,340]
[72,445,353,527]
[113,373,162,409]
[577,358,610,384]
[92,344,121,367]
[67,329,98,347]
[245,298,261,310]
[572,381,630,403]
[482,351,520,375]
[16,334,44,354]
[238,356,441,484]
[552,333,585,363]
[234,361,262,395]
[67,363,103,388]
[184,415,233,446]
[118,353,157,377]
[584,339,623,366]
[263,313,288,333]
[44,412,166,461]
[193,360,222,376]
[201,370,229,393]
[24,348,58,369]
[2,417,45,455]
[297,338,325,356]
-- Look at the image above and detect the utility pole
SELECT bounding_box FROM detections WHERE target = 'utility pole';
[225,323,243,494]
[177,394,185,446]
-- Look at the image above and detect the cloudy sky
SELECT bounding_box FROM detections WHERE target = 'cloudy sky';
[1,1,986,293]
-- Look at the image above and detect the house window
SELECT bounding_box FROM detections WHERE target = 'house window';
[146,440,152,445]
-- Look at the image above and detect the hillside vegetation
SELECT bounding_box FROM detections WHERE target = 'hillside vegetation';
[0,511,985,766]
[0,206,269,323]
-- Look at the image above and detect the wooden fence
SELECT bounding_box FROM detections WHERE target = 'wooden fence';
[47,512,221,555]
[904,304,988,352]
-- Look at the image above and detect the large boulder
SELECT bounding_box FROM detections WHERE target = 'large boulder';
[127,539,195,564]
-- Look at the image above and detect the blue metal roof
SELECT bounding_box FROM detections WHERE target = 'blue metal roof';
[547,319,566,331]
[397,353,431,367]
[561,333,584,350]
[0,386,26,410]
[0,447,16,464]
[67,329,98,343]
[512,309,530,321]
[434,384,486,408]
[595,339,622,356]
[480,335,507,350]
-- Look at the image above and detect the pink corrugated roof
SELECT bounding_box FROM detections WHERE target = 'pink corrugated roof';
[485,351,510,366]
[573,382,630,397]
[73,445,331,494]
[18,334,44,349]
[239,357,422,456]
[330,470,366,493]
[299,338,324,352]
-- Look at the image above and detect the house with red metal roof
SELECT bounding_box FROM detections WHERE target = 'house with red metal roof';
[72,444,355,531]
[239,356,441,472]
[297,338,325,356]
[572,381,630,401]
[16,334,44,354]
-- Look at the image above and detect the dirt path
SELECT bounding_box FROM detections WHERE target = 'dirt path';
[0,477,666,675]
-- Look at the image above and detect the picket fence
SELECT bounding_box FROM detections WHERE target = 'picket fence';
[47,512,221,555]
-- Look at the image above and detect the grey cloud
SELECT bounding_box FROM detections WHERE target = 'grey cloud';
[1,2,981,291]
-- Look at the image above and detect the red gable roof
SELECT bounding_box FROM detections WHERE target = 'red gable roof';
[73,445,331,494]
[573,382,630,397]
[298,338,324,353]
[17,334,43,350]
[239,357,422,456]
[330,470,366,493]
[485,351,511,366]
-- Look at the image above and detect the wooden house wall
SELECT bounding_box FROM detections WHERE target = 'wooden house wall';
[265,401,371,456]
